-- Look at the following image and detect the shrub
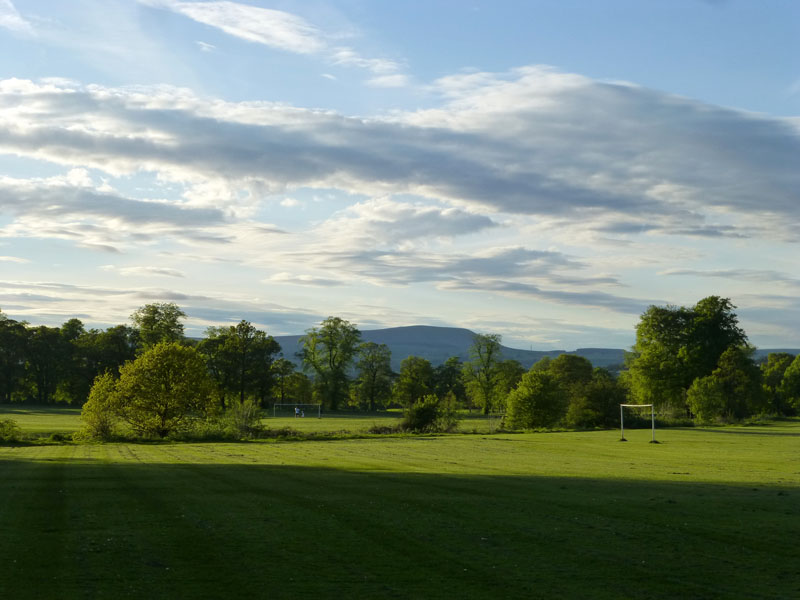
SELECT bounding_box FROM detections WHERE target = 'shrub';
[223,398,264,438]
[0,418,21,442]
[400,394,459,433]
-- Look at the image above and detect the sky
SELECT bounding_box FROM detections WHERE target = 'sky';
[0,0,799,350]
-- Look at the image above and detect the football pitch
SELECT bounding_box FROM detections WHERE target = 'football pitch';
[1,417,798,598]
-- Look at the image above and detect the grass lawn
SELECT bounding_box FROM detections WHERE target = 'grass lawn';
[0,406,501,436]
[1,419,798,599]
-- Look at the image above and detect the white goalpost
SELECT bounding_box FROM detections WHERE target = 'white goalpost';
[619,404,657,443]
[272,403,322,418]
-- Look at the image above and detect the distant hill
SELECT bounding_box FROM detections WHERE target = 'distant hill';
[274,325,626,371]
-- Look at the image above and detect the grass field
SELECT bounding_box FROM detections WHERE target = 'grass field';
[1,414,798,599]
[0,406,501,436]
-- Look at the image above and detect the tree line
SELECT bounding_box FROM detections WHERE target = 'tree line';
[3,296,798,437]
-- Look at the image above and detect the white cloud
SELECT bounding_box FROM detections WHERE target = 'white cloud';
[143,0,324,54]
[195,40,216,52]
[1,73,798,243]
[102,265,186,278]
[265,272,344,287]
[0,0,32,34]
[0,255,28,263]
[366,74,410,88]
[329,47,401,74]
[141,0,402,77]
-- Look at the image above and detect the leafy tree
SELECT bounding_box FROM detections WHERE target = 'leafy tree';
[506,370,567,429]
[761,353,794,415]
[300,317,361,410]
[0,311,28,403]
[26,325,69,404]
[433,356,467,407]
[463,333,503,414]
[548,354,593,388]
[271,358,297,405]
[627,297,748,414]
[687,346,764,422]
[286,371,314,405]
[198,321,280,407]
[392,355,435,408]
[113,342,215,437]
[564,368,627,429]
[778,355,800,413]
[131,302,187,350]
[79,371,119,440]
[352,342,393,411]
[83,325,138,377]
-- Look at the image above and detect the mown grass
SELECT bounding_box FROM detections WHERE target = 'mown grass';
[0,421,798,598]
[0,406,502,437]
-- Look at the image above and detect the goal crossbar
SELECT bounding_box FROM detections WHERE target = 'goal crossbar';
[619,404,656,443]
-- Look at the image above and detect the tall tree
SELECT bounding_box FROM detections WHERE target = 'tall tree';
[131,302,187,350]
[0,311,28,403]
[271,358,296,406]
[392,355,434,408]
[300,317,361,410]
[433,356,467,406]
[353,342,393,411]
[198,321,280,407]
[627,296,748,414]
[761,353,794,416]
[462,333,503,414]
[26,326,69,404]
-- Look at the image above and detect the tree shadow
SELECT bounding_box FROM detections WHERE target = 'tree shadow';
[0,455,797,600]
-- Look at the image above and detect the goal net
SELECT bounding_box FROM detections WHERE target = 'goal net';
[272,403,322,418]
[619,404,657,443]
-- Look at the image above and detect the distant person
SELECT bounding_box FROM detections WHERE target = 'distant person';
[294,406,300,418]
[301,410,305,418]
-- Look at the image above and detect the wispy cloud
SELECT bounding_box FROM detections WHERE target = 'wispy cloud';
[101,265,186,278]
[366,74,410,88]
[141,0,401,75]
[0,0,32,34]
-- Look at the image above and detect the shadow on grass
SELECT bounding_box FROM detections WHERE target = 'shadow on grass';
[0,457,797,600]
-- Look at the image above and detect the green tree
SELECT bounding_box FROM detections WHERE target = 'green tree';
[271,358,297,405]
[26,325,69,404]
[761,352,794,415]
[131,302,187,350]
[0,311,28,403]
[433,356,467,406]
[353,342,393,411]
[564,368,627,429]
[300,317,361,410]
[392,355,435,408]
[506,370,567,429]
[198,321,280,407]
[113,342,215,437]
[79,371,119,440]
[463,333,503,414]
[627,297,748,414]
[687,346,764,422]
[778,355,800,413]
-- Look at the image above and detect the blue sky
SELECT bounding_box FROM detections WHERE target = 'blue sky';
[0,0,799,350]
